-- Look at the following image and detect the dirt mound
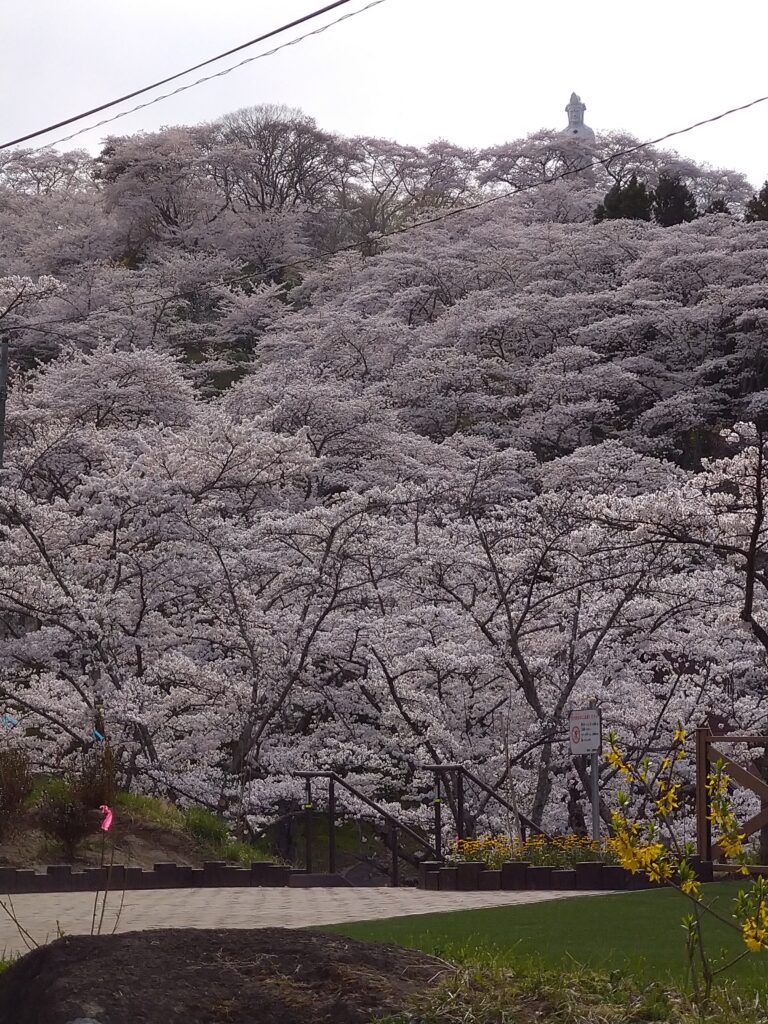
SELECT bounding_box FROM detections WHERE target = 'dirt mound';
[0,928,448,1024]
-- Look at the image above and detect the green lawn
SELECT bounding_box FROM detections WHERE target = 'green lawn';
[324,883,768,991]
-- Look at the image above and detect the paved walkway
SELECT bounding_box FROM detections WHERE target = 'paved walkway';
[0,887,604,958]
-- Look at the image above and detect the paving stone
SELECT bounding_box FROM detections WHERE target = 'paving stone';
[0,886,608,959]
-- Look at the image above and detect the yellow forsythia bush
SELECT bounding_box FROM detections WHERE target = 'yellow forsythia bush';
[607,724,768,998]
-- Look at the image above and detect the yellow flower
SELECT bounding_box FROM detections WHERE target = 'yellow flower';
[680,878,701,899]
[648,861,671,883]
[673,724,687,745]
[742,919,768,953]
[655,784,680,816]
[718,833,746,859]
[606,748,633,778]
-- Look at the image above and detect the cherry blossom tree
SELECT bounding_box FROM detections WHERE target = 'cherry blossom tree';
[1,106,767,838]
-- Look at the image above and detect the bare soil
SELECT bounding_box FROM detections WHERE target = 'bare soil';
[0,928,448,1024]
[0,809,204,870]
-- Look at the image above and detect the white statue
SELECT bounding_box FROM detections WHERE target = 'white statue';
[562,93,595,142]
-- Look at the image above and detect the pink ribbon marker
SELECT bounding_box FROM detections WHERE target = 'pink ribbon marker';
[99,804,113,832]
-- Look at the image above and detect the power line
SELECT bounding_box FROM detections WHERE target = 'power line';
[24,0,390,153]
[4,90,767,337]
[0,0,384,152]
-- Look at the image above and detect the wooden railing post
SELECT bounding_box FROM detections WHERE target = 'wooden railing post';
[304,776,314,874]
[695,725,712,861]
[328,776,336,875]
[390,824,400,887]
[456,768,466,841]
[758,748,768,865]
[295,770,439,888]
[433,773,442,860]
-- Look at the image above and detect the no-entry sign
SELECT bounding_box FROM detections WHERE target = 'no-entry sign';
[569,707,602,755]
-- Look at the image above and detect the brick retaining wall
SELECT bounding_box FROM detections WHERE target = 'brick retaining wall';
[419,859,715,892]
[0,861,292,894]
[1,858,717,894]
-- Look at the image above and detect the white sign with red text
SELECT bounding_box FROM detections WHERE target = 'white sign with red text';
[569,708,602,755]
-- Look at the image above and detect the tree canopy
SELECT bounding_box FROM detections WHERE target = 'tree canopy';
[594,173,654,222]
[0,106,766,836]
[745,180,768,222]
[653,172,698,226]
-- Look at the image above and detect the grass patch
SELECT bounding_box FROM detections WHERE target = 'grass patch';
[29,775,72,805]
[181,806,275,863]
[327,884,768,993]
[183,806,229,845]
[114,792,276,864]
[218,837,276,866]
[113,791,186,830]
[376,960,768,1024]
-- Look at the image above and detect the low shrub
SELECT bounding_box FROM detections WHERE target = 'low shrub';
[220,837,280,866]
[26,773,59,807]
[38,785,91,860]
[75,747,117,807]
[38,776,73,802]
[0,750,33,838]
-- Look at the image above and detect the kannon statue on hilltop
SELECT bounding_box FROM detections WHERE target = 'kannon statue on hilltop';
[562,92,595,143]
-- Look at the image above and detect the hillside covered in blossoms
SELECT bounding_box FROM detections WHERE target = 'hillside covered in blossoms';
[2,105,768,834]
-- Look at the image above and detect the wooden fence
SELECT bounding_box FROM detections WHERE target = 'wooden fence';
[695,725,768,870]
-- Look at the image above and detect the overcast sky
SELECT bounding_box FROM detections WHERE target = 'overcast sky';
[3,0,767,184]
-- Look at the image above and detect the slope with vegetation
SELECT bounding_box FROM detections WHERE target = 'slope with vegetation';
[1,105,768,842]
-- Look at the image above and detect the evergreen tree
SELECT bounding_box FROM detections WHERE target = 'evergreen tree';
[594,173,654,223]
[653,173,698,226]
[704,198,730,215]
[745,181,768,222]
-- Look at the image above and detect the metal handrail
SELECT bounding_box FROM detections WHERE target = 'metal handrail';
[294,771,438,885]
[461,765,550,838]
[421,763,550,856]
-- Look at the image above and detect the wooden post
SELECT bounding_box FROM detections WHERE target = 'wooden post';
[590,751,600,842]
[304,777,313,875]
[456,769,465,841]
[756,748,768,865]
[433,774,442,861]
[695,725,712,861]
[390,824,399,887]
[327,777,336,875]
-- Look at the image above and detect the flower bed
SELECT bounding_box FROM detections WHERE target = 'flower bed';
[448,834,619,870]
[417,834,715,892]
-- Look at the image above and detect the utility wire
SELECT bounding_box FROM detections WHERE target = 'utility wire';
[0,0,384,151]
[4,91,768,337]
[20,0,389,153]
